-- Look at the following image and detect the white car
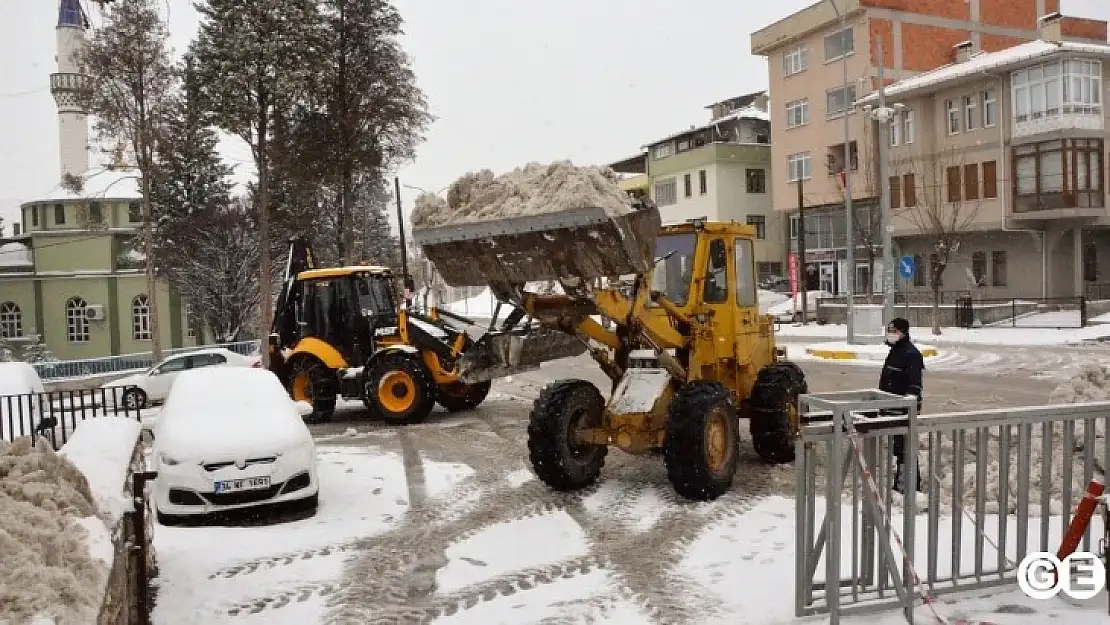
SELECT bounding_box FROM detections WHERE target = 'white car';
[152,366,319,524]
[102,347,256,410]
[0,361,46,442]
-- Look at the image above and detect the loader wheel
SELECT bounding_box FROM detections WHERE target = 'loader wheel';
[749,361,808,464]
[527,380,608,492]
[364,351,437,424]
[663,382,739,502]
[290,358,337,424]
[436,380,492,412]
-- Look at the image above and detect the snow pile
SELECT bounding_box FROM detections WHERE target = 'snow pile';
[767,290,832,318]
[59,417,143,526]
[0,437,111,625]
[757,289,789,314]
[410,161,635,228]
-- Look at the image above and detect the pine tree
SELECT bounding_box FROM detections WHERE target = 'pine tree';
[191,0,323,367]
[76,0,176,362]
[20,335,58,363]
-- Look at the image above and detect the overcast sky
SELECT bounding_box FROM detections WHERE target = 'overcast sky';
[2,0,1108,233]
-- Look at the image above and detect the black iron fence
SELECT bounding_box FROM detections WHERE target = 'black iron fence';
[815,293,1089,328]
[1,386,142,449]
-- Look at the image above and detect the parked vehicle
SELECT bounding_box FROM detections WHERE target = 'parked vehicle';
[100,347,256,409]
[152,367,319,524]
[0,361,45,441]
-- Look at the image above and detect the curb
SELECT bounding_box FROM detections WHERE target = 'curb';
[804,346,939,361]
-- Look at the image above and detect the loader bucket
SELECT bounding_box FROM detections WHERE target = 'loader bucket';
[411,205,662,287]
[456,326,587,384]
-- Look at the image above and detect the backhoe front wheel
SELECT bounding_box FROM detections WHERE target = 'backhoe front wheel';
[527,380,608,492]
[364,351,437,425]
[290,358,337,424]
[749,361,808,464]
[663,382,740,501]
[436,380,492,412]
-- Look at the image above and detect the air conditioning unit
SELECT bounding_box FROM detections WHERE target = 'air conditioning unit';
[85,305,106,321]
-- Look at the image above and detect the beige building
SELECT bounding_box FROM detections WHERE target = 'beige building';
[750,0,1104,296]
[857,23,1110,300]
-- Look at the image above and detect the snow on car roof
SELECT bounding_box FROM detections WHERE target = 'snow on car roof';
[0,361,44,396]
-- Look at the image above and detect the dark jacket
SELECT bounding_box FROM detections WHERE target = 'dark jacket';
[879,337,924,412]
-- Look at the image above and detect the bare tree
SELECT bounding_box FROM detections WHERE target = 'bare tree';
[894,146,982,335]
[74,0,176,361]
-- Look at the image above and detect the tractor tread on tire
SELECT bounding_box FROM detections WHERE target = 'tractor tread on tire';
[527,379,608,492]
[435,380,493,412]
[663,381,740,502]
[749,361,808,464]
[290,357,337,424]
[364,350,437,425]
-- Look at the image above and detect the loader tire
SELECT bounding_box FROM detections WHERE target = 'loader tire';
[436,380,492,412]
[289,357,337,424]
[364,350,437,425]
[527,380,608,492]
[663,381,739,501]
[749,361,808,464]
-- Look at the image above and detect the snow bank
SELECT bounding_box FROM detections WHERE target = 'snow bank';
[777,322,1110,346]
[0,437,111,625]
[757,289,789,314]
[767,290,831,318]
[59,417,143,526]
[410,161,635,228]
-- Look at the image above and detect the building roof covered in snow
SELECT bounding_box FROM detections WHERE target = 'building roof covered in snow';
[0,242,33,268]
[24,167,142,205]
[857,39,1110,105]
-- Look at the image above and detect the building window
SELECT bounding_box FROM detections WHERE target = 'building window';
[930,253,944,287]
[31,206,39,227]
[946,166,962,202]
[698,169,708,195]
[132,294,152,340]
[982,161,998,198]
[963,163,980,200]
[824,27,854,62]
[903,173,917,207]
[654,178,677,206]
[903,109,915,144]
[1012,59,1101,123]
[677,139,690,152]
[746,215,767,240]
[787,153,812,182]
[912,254,926,287]
[826,84,857,118]
[991,251,1008,287]
[889,176,901,209]
[128,202,142,222]
[0,302,22,339]
[746,168,767,193]
[786,99,809,128]
[827,141,858,174]
[789,215,799,239]
[54,203,66,225]
[983,89,998,127]
[684,173,692,198]
[971,251,987,286]
[88,202,102,223]
[890,113,902,147]
[784,47,809,76]
[1084,243,1098,282]
[964,95,978,131]
[66,297,90,343]
[946,99,961,134]
[185,304,197,338]
[1013,139,1104,212]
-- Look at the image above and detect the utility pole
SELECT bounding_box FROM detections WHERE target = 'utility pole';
[798,179,809,325]
[876,39,897,325]
[828,0,855,344]
[394,176,412,308]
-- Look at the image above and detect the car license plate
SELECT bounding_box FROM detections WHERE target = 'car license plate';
[214,476,271,493]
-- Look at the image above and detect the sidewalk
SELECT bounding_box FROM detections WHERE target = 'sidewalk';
[795,341,939,362]
[775,322,1110,347]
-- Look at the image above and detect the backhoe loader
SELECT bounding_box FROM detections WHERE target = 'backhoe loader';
[412,204,808,501]
[265,237,586,424]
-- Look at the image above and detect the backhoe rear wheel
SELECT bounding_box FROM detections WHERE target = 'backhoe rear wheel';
[436,380,492,412]
[527,380,608,492]
[364,351,437,425]
[749,362,808,464]
[290,357,337,424]
[663,381,740,502]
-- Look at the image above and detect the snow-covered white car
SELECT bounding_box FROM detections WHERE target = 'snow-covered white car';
[101,347,256,409]
[0,361,46,442]
[152,366,319,524]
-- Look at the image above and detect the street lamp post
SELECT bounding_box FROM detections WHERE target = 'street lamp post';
[828,0,856,344]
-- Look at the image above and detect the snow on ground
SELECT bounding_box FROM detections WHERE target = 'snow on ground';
[991,309,1082,329]
[766,291,832,320]
[59,417,142,525]
[776,322,1110,346]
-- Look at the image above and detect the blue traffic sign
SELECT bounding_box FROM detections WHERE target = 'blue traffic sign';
[898,255,915,279]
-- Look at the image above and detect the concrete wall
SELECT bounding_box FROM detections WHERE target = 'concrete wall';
[895,230,1046,299]
[817,299,1039,326]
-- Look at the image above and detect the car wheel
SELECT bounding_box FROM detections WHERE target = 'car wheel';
[122,387,148,411]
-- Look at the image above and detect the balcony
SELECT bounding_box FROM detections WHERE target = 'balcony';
[1012,108,1104,139]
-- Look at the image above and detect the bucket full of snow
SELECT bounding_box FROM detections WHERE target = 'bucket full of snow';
[455,325,587,383]
[413,204,661,288]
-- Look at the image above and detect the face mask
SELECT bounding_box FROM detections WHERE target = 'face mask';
[886,332,901,344]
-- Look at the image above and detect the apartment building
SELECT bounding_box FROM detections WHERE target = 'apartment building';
[856,15,1110,300]
[750,0,1096,295]
[632,91,785,280]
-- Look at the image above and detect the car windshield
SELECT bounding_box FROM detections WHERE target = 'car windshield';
[650,233,696,305]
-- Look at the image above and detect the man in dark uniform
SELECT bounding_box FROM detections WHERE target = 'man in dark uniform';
[878,318,924,494]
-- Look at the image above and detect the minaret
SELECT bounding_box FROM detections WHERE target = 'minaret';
[51,0,90,179]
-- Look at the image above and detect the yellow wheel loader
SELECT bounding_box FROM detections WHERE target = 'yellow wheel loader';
[266,237,586,424]
[412,205,808,501]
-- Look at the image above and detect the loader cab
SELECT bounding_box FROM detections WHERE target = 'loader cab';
[295,266,400,367]
[650,221,761,317]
